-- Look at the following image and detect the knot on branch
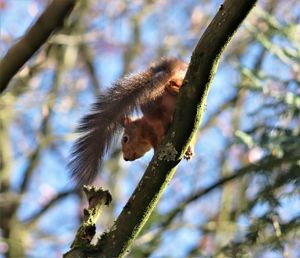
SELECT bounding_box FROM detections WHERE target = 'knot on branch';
[83,185,112,221]
[70,186,112,250]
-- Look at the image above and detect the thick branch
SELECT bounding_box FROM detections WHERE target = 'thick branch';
[93,1,258,257]
[0,0,77,93]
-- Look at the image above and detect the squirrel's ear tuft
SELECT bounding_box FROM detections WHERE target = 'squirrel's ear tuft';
[121,116,132,127]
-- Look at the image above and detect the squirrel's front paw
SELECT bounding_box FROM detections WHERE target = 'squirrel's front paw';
[184,146,194,160]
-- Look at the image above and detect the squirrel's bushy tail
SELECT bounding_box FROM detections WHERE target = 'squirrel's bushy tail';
[68,57,187,186]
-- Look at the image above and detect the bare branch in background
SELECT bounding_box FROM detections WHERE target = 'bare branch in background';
[0,0,77,93]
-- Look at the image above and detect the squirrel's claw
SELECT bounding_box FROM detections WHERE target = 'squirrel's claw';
[184,146,194,160]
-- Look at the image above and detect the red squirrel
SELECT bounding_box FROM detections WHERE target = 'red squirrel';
[69,57,193,185]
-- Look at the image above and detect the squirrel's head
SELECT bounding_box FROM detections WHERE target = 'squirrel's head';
[121,116,153,161]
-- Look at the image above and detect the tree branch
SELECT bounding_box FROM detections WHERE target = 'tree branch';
[63,186,112,258]
[97,1,257,257]
[65,0,258,257]
[0,0,77,93]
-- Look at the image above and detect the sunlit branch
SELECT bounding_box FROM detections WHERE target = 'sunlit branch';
[64,1,259,257]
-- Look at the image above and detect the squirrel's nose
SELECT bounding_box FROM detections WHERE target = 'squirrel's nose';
[123,155,130,161]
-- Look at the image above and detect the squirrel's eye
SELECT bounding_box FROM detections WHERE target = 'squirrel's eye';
[122,135,129,144]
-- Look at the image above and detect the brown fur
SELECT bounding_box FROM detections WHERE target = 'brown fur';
[121,73,194,162]
[69,57,191,186]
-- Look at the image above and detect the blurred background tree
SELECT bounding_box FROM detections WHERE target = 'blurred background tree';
[0,0,299,257]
